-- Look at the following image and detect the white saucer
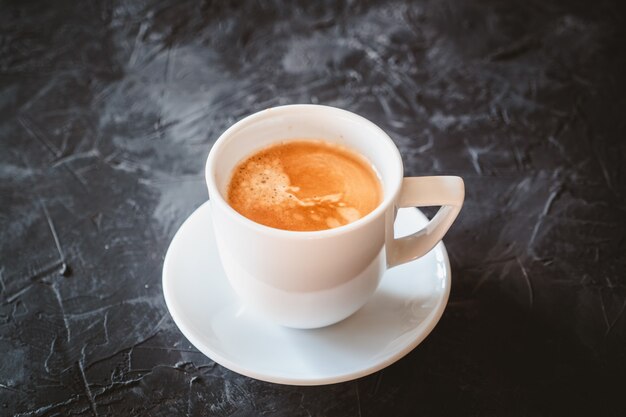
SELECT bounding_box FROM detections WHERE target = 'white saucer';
[162,202,451,386]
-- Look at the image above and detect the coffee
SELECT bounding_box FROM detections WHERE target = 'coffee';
[227,140,382,231]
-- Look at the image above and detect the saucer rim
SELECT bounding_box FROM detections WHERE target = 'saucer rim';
[162,201,451,386]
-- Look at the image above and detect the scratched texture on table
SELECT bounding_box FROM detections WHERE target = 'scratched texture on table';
[1,0,625,416]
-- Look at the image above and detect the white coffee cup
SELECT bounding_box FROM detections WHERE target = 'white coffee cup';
[206,104,464,329]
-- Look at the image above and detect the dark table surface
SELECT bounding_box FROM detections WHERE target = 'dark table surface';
[2,0,625,416]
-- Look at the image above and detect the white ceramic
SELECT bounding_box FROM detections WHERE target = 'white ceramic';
[163,202,451,385]
[206,104,464,329]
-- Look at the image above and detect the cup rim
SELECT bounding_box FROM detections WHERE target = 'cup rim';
[205,104,404,239]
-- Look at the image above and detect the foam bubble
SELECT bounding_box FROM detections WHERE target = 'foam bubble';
[326,217,341,228]
[337,207,361,223]
[234,158,299,208]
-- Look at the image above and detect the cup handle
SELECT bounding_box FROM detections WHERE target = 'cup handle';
[386,176,465,268]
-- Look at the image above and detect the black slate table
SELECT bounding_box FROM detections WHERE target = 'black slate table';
[1,1,625,416]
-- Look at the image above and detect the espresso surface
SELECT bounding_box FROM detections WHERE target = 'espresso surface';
[227,140,382,231]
